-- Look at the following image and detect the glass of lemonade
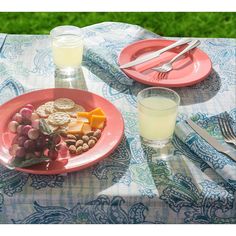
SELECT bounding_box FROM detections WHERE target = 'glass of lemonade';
[137,87,180,148]
[50,25,84,77]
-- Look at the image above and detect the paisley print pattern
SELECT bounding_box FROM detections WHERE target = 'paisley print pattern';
[30,174,65,189]
[0,78,24,104]
[0,165,65,195]
[172,135,210,171]
[92,137,132,184]
[0,166,29,197]
[12,195,153,224]
[175,112,236,189]
[150,160,236,223]
[0,23,236,223]
[31,48,54,76]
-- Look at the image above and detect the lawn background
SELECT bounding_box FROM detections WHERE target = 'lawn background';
[0,12,235,38]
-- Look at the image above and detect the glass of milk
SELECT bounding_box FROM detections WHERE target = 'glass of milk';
[50,26,86,89]
[137,87,180,148]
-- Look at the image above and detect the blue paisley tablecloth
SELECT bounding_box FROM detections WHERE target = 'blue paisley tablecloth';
[0,22,236,224]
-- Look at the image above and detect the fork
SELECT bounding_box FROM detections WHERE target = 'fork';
[151,39,201,73]
[218,112,236,147]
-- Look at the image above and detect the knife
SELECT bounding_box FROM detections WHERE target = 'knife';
[186,119,236,161]
[120,38,192,69]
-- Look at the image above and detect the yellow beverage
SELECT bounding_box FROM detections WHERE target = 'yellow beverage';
[138,96,178,141]
[52,34,83,68]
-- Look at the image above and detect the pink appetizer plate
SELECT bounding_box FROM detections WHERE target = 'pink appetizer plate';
[0,88,124,175]
[118,39,212,87]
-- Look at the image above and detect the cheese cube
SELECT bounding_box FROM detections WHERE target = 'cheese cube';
[90,115,106,129]
[67,121,84,134]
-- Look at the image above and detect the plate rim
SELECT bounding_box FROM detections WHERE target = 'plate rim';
[118,38,212,87]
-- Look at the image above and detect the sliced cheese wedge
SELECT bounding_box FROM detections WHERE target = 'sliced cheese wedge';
[77,112,90,123]
[89,107,106,117]
[82,123,92,134]
[67,121,84,134]
[90,115,106,129]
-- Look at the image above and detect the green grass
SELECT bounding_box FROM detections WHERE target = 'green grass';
[0,12,235,38]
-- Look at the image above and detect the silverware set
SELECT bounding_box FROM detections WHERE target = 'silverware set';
[187,112,236,162]
[152,40,200,73]
[120,38,201,74]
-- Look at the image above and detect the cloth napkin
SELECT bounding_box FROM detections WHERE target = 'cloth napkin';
[175,114,236,189]
[82,22,160,86]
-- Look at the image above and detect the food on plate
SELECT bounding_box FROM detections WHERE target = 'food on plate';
[67,121,84,134]
[82,123,92,134]
[7,98,106,168]
[65,104,85,117]
[36,104,50,118]
[77,112,90,123]
[44,119,59,132]
[90,107,106,117]
[44,101,56,114]
[90,115,106,129]
[77,108,106,129]
[48,112,70,126]
[54,98,75,110]
[65,129,101,154]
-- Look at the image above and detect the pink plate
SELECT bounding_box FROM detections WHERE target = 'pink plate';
[118,39,212,87]
[0,88,124,175]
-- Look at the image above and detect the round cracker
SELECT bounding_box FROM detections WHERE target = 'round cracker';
[36,104,49,118]
[54,98,75,111]
[48,112,70,126]
[45,119,59,132]
[44,101,56,114]
[66,104,86,117]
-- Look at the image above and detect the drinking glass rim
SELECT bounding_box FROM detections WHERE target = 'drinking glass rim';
[50,25,82,38]
[137,87,180,111]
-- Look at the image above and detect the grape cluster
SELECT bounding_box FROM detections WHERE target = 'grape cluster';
[8,104,62,162]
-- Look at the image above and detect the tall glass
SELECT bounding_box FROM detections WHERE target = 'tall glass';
[50,26,86,89]
[137,87,180,148]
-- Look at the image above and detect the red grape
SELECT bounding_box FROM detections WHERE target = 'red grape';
[8,121,19,133]
[24,104,34,111]
[20,108,32,119]
[22,125,32,135]
[28,128,40,140]
[16,125,24,135]
[35,136,46,150]
[24,139,36,152]
[15,147,26,158]
[18,135,28,147]
[48,150,58,161]
[12,113,23,124]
